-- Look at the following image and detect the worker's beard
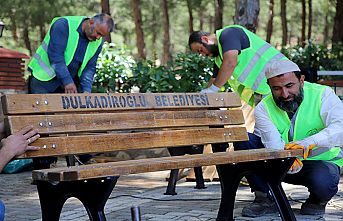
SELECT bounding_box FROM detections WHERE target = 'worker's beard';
[86,24,96,41]
[203,43,219,57]
[274,87,304,113]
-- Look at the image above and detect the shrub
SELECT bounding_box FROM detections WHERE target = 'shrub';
[127,52,215,93]
[93,42,135,93]
[281,41,343,71]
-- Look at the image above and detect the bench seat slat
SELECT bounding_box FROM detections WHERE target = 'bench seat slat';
[7,109,244,134]
[19,127,248,158]
[32,149,302,182]
[2,93,242,114]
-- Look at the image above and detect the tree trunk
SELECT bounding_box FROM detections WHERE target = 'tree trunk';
[280,0,288,46]
[198,0,204,30]
[266,0,274,43]
[39,23,46,43]
[214,0,224,30]
[234,0,260,33]
[131,0,146,59]
[151,5,158,46]
[332,0,343,44]
[307,0,312,41]
[301,0,306,46]
[23,26,32,56]
[323,14,329,46]
[101,0,112,42]
[9,14,18,42]
[160,0,172,64]
[186,0,194,34]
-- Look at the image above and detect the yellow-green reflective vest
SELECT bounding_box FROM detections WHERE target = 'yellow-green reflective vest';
[214,25,288,106]
[262,82,343,167]
[28,16,103,81]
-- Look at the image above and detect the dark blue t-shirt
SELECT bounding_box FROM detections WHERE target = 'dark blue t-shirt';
[212,27,250,78]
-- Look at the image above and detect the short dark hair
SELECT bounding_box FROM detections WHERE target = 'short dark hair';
[188,31,210,48]
[294,71,302,80]
[92,13,115,32]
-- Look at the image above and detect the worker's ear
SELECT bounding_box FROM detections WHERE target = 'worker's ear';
[88,18,95,26]
[200,35,209,44]
[300,74,305,87]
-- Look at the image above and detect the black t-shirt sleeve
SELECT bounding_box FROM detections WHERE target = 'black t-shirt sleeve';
[212,63,219,78]
[219,27,249,54]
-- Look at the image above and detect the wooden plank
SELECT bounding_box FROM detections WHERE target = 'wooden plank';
[0,58,22,64]
[0,72,24,77]
[0,77,25,82]
[32,149,302,181]
[0,67,23,73]
[17,127,247,158]
[0,81,26,86]
[0,85,26,90]
[0,63,24,69]
[317,71,343,76]
[317,80,343,87]
[1,92,242,114]
[6,109,244,134]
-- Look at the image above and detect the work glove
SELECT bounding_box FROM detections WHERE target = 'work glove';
[287,158,303,174]
[284,143,315,160]
[200,84,220,94]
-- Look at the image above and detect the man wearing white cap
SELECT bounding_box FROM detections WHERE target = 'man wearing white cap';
[234,60,343,217]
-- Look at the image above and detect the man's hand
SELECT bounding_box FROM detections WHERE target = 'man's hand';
[1,125,40,157]
[284,143,315,160]
[64,83,78,93]
[200,84,220,93]
[287,158,303,174]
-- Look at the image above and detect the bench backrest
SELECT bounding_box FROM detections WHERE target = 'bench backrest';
[1,92,247,158]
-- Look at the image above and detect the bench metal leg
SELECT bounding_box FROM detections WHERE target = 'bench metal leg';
[165,145,206,195]
[36,177,118,221]
[216,158,296,221]
[216,164,242,221]
[264,159,296,221]
[165,169,179,195]
[194,166,206,189]
[212,142,229,193]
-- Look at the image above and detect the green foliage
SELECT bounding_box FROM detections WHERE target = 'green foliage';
[127,52,214,92]
[281,41,343,70]
[93,42,136,93]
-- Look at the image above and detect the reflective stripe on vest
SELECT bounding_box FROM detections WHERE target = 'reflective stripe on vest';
[262,82,343,167]
[28,16,103,81]
[215,25,287,106]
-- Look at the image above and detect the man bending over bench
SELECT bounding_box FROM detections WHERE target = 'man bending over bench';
[234,60,343,217]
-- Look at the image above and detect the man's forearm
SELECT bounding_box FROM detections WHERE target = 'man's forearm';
[213,63,235,87]
[0,147,14,172]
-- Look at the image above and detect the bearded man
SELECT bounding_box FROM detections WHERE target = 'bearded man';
[233,60,343,217]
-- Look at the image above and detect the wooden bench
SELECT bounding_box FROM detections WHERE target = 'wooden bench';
[1,92,301,221]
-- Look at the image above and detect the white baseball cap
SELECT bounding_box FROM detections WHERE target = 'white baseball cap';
[265,60,301,79]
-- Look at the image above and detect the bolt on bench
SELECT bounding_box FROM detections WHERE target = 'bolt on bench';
[1,92,301,221]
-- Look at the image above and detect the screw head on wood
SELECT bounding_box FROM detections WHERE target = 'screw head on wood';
[35,101,40,105]
[44,100,48,105]
[51,144,57,149]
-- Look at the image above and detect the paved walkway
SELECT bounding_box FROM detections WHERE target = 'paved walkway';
[1,167,342,221]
